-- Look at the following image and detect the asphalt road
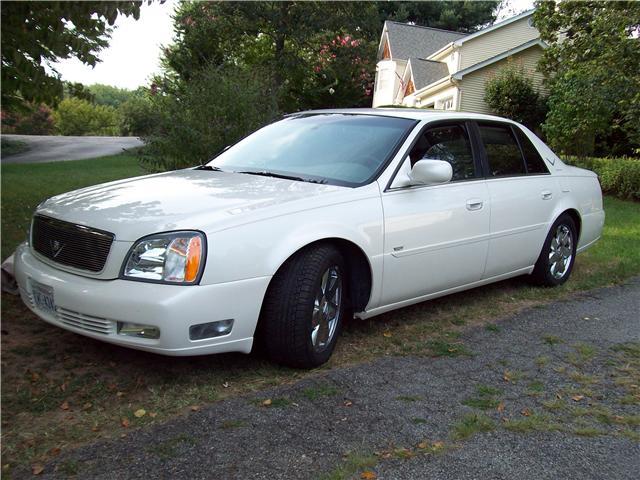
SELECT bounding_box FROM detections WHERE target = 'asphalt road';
[19,279,640,479]
[1,134,143,164]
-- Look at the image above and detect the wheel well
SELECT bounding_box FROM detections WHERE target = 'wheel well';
[563,208,582,242]
[269,238,373,314]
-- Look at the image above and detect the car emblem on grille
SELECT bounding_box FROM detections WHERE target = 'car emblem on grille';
[50,240,64,258]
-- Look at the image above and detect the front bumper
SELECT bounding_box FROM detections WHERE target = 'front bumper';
[13,242,271,356]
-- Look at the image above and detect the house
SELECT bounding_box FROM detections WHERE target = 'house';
[372,10,546,113]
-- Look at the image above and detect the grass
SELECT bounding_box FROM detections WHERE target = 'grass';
[1,156,639,471]
[462,384,502,410]
[321,451,378,480]
[451,413,495,440]
[1,137,29,157]
[301,384,340,401]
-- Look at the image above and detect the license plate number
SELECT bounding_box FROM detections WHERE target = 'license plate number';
[31,281,56,315]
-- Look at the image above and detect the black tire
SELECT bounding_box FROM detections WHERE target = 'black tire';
[530,213,578,287]
[258,244,347,368]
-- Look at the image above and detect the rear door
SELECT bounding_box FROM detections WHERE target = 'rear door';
[474,121,557,278]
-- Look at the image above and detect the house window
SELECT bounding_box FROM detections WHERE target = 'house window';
[405,79,415,96]
[438,97,454,110]
[383,41,391,60]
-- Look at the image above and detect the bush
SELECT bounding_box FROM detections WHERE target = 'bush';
[141,64,279,171]
[119,95,157,137]
[484,64,547,133]
[1,103,55,135]
[53,98,121,136]
[563,156,640,201]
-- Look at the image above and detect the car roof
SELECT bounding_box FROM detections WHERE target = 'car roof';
[290,108,517,124]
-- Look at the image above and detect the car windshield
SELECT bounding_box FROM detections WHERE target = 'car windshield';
[207,114,416,187]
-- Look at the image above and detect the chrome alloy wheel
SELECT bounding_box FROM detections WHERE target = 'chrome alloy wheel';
[549,225,573,279]
[311,266,342,353]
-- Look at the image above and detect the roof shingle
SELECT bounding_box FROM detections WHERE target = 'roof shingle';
[408,58,449,90]
[384,21,466,60]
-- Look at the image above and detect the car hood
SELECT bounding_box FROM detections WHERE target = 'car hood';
[36,169,344,241]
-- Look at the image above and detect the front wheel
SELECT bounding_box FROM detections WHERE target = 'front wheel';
[259,244,347,368]
[530,213,577,287]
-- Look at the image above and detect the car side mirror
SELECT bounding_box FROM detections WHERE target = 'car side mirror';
[409,159,453,186]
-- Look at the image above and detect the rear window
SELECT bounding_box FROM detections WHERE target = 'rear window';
[478,123,526,177]
[515,128,549,174]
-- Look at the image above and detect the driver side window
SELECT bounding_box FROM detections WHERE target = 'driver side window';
[409,123,476,181]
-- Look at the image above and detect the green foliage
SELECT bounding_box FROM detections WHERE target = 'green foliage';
[484,64,547,131]
[1,1,142,109]
[534,1,640,156]
[53,98,121,136]
[141,64,279,171]
[64,82,95,103]
[119,95,157,136]
[89,84,139,108]
[1,103,55,135]
[562,156,640,201]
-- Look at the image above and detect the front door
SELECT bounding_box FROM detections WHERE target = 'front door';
[380,121,490,306]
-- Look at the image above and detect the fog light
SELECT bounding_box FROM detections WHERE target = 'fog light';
[189,319,233,340]
[117,322,160,339]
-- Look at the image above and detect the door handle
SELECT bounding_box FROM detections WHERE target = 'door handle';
[466,199,484,211]
[541,190,553,200]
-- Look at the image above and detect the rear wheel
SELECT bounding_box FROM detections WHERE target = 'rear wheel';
[530,213,577,286]
[259,244,346,368]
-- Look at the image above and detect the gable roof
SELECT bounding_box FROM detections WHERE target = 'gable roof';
[407,58,449,90]
[453,9,535,46]
[383,21,465,60]
[452,38,546,80]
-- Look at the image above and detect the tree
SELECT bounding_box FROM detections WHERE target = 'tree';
[484,64,547,132]
[533,1,640,156]
[1,1,143,109]
[89,84,138,108]
[53,97,121,136]
[161,1,499,112]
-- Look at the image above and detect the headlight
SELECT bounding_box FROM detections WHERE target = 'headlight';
[122,231,205,284]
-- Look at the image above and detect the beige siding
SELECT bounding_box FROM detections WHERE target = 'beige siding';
[459,16,539,70]
[459,45,546,114]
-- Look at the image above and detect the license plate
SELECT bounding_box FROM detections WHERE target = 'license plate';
[31,280,56,315]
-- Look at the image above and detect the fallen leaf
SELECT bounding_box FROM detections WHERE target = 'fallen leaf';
[521,408,531,417]
[497,401,505,413]
[120,433,127,438]
[361,471,377,480]
[417,441,429,449]
[262,399,272,407]
[190,405,200,412]
[134,409,146,418]
[503,371,512,382]
[32,464,44,475]
[60,401,69,411]
[59,383,67,392]
[383,331,392,338]
[82,402,92,411]
[571,395,584,402]
[344,400,353,407]
[91,425,100,432]
[556,393,562,399]
[30,372,40,382]
[432,441,444,449]
[121,418,130,428]
[49,447,61,457]
[149,412,157,418]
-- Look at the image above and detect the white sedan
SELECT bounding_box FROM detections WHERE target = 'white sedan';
[14,109,605,368]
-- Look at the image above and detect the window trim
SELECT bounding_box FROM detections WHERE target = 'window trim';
[512,125,551,176]
[385,119,484,192]
[473,120,550,179]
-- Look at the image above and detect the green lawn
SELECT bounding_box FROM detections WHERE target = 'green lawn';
[1,153,144,260]
[0,155,638,472]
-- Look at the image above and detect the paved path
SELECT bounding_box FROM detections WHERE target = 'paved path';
[1,134,143,164]
[19,279,640,479]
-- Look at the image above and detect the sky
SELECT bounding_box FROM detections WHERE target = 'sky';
[53,0,177,90]
[53,0,535,91]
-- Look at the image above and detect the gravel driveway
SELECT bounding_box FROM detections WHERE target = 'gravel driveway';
[1,134,143,164]
[20,279,640,479]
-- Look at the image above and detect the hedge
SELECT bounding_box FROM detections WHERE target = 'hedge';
[562,156,640,201]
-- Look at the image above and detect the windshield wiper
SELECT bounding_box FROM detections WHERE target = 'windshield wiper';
[195,165,223,171]
[237,170,325,183]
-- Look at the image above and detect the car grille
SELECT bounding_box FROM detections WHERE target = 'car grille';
[56,307,116,335]
[31,215,114,272]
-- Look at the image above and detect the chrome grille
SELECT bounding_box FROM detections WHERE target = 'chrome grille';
[31,215,114,272]
[56,308,116,335]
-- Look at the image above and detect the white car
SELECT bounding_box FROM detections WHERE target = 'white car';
[14,109,604,368]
